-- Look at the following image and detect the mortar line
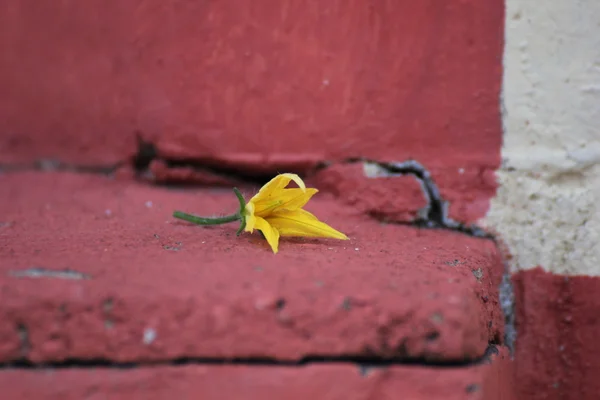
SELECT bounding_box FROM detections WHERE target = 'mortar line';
[0,344,502,371]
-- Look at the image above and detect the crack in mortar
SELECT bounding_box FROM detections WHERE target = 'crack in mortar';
[0,344,502,370]
[497,78,517,357]
[132,136,276,185]
[342,157,493,239]
[499,270,516,357]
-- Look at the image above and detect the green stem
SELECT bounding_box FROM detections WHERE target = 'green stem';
[233,187,246,213]
[172,211,240,225]
[236,217,246,236]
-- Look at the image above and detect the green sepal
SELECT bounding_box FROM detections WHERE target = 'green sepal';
[233,187,247,236]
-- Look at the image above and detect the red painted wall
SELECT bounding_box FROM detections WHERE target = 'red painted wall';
[1,0,503,219]
[514,268,600,399]
[1,0,504,166]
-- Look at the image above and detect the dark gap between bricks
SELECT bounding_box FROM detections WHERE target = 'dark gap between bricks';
[0,344,502,371]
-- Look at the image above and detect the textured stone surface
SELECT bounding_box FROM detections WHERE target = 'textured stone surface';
[0,0,503,216]
[0,172,503,364]
[485,0,600,275]
[0,347,514,400]
[513,268,600,400]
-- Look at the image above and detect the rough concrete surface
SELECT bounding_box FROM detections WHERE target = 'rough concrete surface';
[0,172,504,364]
[513,268,600,399]
[0,347,515,400]
[485,0,600,275]
[0,0,504,210]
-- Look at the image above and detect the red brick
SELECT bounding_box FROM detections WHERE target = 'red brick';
[513,268,600,400]
[310,163,499,225]
[0,347,514,400]
[0,172,504,364]
[0,0,503,218]
[311,164,428,224]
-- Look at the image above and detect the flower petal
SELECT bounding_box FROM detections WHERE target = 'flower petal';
[253,188,318,215]
[267,209,348,240]
[253,216,281,253]
[243,202,257,232]
[249,173,306,204]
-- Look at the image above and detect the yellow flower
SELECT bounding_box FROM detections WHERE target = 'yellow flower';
[243,173,348,253]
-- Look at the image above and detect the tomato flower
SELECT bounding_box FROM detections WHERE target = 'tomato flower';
[173,173,348,253]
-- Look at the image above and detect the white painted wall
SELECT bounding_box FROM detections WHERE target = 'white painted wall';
[485,0,600,275]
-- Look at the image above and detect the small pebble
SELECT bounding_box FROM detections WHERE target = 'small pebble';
[143,328,157,345]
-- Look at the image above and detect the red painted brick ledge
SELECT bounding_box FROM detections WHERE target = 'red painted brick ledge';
[0,171,504,364]
[0,171,513,399]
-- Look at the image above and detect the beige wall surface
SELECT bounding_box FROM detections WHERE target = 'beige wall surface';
[486,0,600,275]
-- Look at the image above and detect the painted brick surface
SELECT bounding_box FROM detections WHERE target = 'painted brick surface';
[0,0,511,397]
[0,172,504,364]
[0,0,504,220]
[0,348,514,400]
[513,268,600,399]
